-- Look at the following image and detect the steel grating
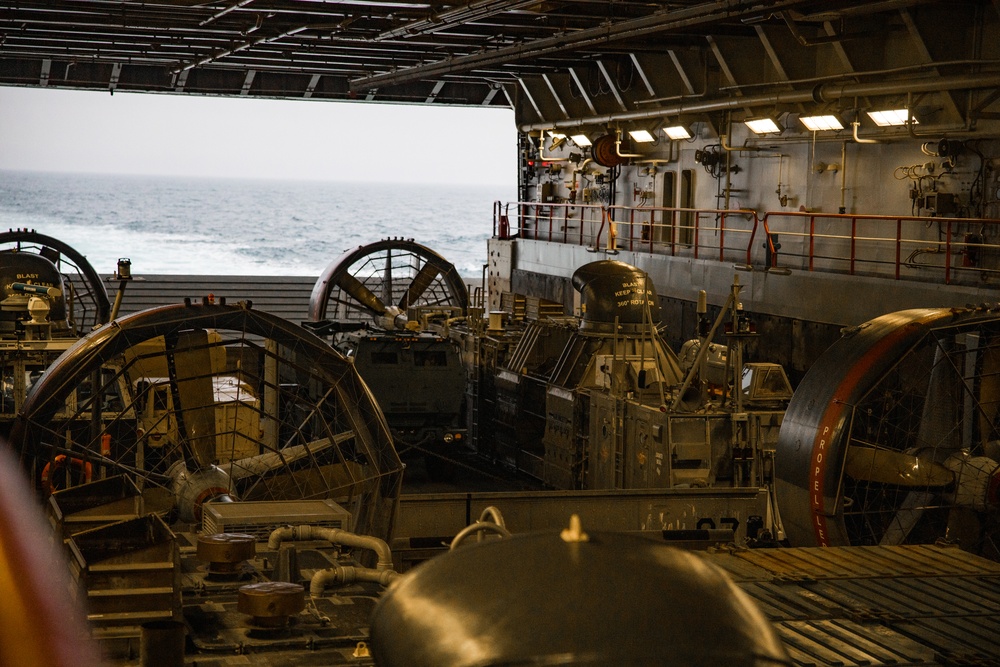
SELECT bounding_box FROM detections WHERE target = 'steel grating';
[701,545,1000,666]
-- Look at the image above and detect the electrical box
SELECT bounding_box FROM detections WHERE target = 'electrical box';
[539,182,555,202]
[923,192,958,216]
[202,499,352,539]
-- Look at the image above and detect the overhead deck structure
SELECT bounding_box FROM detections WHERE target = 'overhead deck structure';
[0,1,998,134]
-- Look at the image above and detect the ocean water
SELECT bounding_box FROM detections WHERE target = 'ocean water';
[0,170,515,277]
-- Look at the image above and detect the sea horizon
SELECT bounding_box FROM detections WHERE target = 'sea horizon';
[0,169,516,278]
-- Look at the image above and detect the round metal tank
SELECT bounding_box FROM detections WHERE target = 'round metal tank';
[370,529,791,666]
[572,260,661,334]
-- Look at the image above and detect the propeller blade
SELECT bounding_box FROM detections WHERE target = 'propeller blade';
[170,329,217,468]
[917,341,961,457]
[382,248,394,306]
[398,261,441,311]
[220,431,353,480]
[880,491,935,546]
[335,272,387,316]
[844,444,955,487]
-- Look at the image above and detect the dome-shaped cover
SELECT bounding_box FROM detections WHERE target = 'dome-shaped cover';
[0,251,66,326]
[370,529,791,667]
[572,260,660,333]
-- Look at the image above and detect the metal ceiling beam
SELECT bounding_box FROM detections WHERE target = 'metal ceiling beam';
[200,0,256,27]
[518,77,545,122]
[348,0,829,92]
[668,50,696,95]
[425,79,445,102]
[596,60,627,112]
[567,67,597,115]
[754,26,791,84]
[541,74,569,119]
[377,0,542,40]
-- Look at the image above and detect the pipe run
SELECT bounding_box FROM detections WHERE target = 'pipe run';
[851,121,878,144]
[267,525,394,571]
[310,565,401,597]
[520,72,1000,133]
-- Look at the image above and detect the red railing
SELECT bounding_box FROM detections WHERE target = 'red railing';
[494,201,1000,286]
[757,211,1000,284]
[496,201,758,267]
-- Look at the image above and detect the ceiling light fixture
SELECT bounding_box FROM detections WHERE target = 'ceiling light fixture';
[628,129,656,143]
[744,117,781,135]
[663,125,692,140]
[866,109,913,127]
[571,133,592,147]
[799,115,844,131]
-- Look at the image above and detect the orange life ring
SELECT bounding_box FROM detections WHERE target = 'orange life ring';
[41,455,93,494]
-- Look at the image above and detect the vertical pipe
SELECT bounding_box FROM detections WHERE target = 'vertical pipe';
[945,219,953,284]
[809,217,816,271]
[629,209,635,252]
[719,213,726,262]
[850,218,856,274]
[839,140,848,214]
[693,212,700,260]
[895,218,902,280]
[670,209,677,256]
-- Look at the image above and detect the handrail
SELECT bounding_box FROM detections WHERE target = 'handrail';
[493,200,1000,287]
[759,210,1000,285]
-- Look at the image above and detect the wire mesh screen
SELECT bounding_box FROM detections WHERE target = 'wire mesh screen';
[10,302,403,541]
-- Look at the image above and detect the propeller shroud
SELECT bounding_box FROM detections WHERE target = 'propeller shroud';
[8,302,403,541]
[308,238,468,329]
[775,307,1000,558]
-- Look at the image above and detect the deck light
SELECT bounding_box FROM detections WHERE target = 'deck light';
[628,129,656,143]
[663,125,692,140]
[799,115,844,131]
[866,109,913,127]
[571,133,592,147]
[744,117,781,135]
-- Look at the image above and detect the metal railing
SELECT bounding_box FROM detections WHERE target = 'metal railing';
[494,201,1000,286]
[494,201,756,265]
[756,211,1000,285]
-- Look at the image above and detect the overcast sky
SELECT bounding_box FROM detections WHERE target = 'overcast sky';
[0,86,517,186]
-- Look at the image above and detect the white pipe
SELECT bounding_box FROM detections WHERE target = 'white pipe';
[537,133,571,162]
[719,134,771,152]
[267,525,394,571]
[310,565,400,597]
[840,140,848,212]
[614,128,643,158]
[477,506,507,529]
[851,121,878,144]
[449,521,511,549]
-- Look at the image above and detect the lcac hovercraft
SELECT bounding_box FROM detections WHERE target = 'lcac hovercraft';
[0,229,116,441]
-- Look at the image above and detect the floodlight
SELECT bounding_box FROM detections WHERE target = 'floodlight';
[571,134,592,147]
[628,129,656,143]
[866,109,913,127]
[799,115,844,131]
[744,117,781,134]
[663,125,692,140]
